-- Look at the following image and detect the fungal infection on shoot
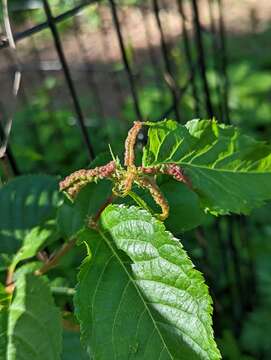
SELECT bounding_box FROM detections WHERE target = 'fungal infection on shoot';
[60,121,191,221]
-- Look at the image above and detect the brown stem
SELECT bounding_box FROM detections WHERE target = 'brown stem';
[0,156,13,180]
[35,238,76,276]
[36,250,49,262]
[89,194,115,229]
[62,318,80,332]
[5,267,15,294]
[5,267,13,286]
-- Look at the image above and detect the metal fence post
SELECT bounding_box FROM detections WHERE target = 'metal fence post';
[191,0,214,118]
[42,0,95,160]
[177,0,200,117]
[108,0,143,121]
[152,0,181,122]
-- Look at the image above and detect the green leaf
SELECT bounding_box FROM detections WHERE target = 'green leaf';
[0,306,8,360]
[218,330,253,360]
[75,205,220,360]
[0,254,12,273]
[0,284,11,308]
[143,178,206,233]
[161,180,206,233]
[0,307,8,360]
[10,221,57,273]
[0,284,10,360]
[241,307,271,356]
[143,119,271,215]
[57,197,83,239]
[6,274,62,360]
[0,175,60,253]
[121,179,205,233]
[57,181,112,239]
[62,330,88,360]
[13,262,42,282]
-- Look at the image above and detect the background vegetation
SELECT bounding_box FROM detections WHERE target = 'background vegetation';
[1,0,271,359]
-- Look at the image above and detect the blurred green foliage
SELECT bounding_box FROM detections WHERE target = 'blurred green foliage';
[1,1,271,359]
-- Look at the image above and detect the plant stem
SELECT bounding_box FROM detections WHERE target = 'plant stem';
[35,238,76,276]
[92,194,115,224]
[5,267,15,294]
[62,318,80,332]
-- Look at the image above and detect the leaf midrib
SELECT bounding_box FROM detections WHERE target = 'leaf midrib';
[152,159,271,175]
[148,129,271,175]
[98,229,174,360]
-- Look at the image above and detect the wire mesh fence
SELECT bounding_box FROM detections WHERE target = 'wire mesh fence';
[0,0,229,176]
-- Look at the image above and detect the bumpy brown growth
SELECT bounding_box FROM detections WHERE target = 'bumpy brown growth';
[59,161,116,199]
[137,176,169,221]
[161,164,192,188]
[138,166,160,175]
[124,121,142,167]
[59,121,191,221]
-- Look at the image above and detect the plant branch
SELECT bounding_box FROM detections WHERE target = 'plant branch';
[35,238,76,276]
[62,318,80,332]
[5,266,15,294]
[91,194,115,226]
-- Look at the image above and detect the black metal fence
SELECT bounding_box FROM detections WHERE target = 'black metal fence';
[0,0,229,175]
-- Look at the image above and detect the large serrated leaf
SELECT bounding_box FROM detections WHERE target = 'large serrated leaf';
[6,274,62,360]
[75,205,220,360]
[143,119,271,215]
[0,175,60,253]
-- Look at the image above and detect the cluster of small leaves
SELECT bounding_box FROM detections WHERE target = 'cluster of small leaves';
[1,119,271,359]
